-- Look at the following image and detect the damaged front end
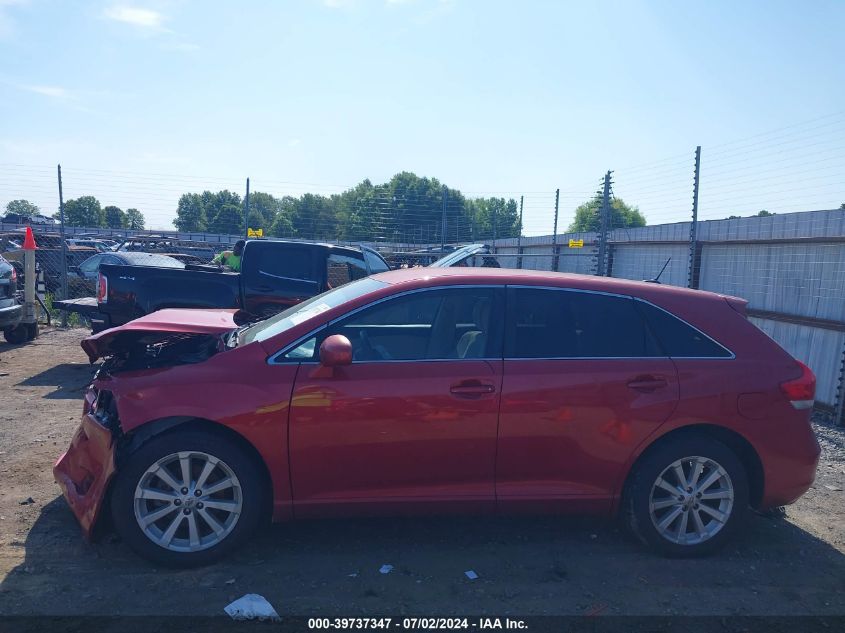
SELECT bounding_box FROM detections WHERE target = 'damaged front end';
[53,387,120,538]
[54,309,238,539]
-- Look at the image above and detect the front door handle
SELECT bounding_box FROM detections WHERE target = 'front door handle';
[626,376,668,393]
[450,380,496,398]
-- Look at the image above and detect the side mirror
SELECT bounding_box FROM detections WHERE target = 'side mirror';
[319,334,352,368]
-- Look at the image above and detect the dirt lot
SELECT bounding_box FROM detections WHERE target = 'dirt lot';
[1,328,844,618]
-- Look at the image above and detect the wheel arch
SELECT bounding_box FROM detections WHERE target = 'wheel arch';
[114,416,274,521]
[619,423,765,512]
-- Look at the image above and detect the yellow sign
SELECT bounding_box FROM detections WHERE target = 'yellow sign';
[568,238,584,248]
[247,228,264,238]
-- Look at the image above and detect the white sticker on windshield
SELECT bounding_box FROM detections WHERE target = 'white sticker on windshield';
[288,303,332,326]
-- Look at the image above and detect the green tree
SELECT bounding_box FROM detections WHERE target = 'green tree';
[567,196,646,233]
[104,205,126,229]
[290,193,337,240]
[245,191,285,232]
[174,193,208,232]
[268,196,297,237]
[335,179,385,241]
[207,204,243,235]
[5,199,41,218]
[125,208,145,230]
[468,197,520,240]
[60,196,104,227]
[757,210,774,217]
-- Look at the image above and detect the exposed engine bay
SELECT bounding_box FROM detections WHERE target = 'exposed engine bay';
[98,331,222,374]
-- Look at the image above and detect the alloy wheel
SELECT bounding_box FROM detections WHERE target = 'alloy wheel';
[133,451,243,552]
[649,456,735,546]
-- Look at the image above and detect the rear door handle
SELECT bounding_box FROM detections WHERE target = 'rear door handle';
[626,376,668,393]
[450,381,496,397]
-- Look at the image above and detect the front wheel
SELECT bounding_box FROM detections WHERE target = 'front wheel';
[110,428,265,567]
[624,434,749,557]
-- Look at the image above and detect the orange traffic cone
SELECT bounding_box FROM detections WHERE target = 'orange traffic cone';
[22,226,37,250]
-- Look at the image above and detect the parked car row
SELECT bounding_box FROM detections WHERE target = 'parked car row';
[0,254,24,343]
[53,261,820,567]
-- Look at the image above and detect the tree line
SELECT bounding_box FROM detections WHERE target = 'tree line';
[174,172,525,243]
[3,198,146,230]
[5,170,657,241]
[174,171,647,241]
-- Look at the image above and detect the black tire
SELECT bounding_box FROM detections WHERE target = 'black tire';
[624,433,749,557]
[4,324,28,344]
[110,428,265,567]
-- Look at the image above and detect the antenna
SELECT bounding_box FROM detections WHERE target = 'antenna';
[645,258,672,284]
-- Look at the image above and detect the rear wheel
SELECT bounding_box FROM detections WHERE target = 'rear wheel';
[110,428,265,567]
[624,434,749,557]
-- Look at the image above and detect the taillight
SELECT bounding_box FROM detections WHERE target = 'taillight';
[9,267,16,282]
[97,272,108,304]
[780,361,815,410]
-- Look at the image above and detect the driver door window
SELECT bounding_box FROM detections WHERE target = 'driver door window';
[286,287,503,362]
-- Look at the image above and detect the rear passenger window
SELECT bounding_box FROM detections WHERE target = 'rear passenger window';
[255,246,311,281]
[505,288,661,358]
[637,302,732,358]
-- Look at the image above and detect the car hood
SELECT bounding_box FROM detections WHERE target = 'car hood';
[81,308,238,362]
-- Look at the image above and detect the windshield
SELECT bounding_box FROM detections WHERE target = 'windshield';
[240,277,388,345]
[428,244,487,268]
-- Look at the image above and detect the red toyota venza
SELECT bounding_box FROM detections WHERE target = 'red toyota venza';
[54,268,820,566]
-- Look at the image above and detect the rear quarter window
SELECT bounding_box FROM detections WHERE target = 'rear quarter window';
[637,301,733,358]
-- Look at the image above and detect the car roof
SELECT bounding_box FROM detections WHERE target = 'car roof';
[245,238,366,255]
[370,267,732,303]
[116,251,183,265]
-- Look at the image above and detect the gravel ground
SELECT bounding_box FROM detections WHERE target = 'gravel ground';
[0,328,844,617]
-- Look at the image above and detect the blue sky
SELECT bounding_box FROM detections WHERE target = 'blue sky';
[1,0,844,232]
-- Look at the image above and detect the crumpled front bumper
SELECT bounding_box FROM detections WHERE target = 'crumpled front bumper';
[53,410,117,539]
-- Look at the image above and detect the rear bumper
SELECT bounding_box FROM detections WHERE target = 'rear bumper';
[0,302,22,329]
[759,419,821,508]
[53,413,117,539]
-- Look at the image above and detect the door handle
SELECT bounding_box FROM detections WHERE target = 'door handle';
[626,376,668,393]
[450,381,496,397]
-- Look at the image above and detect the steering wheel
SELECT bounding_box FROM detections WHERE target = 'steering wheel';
[357,330,387,361]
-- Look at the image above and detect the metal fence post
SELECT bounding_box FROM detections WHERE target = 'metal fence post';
[551,189,559,271]
[57,164,68,327]
[835,340,845,426]
[440,186,447,251]
[687,146,701,288]
[517,195,524,269]
[597,171,612,276]
[243,177,250,238]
